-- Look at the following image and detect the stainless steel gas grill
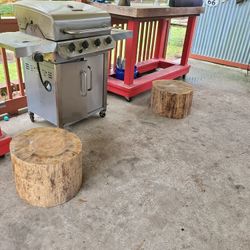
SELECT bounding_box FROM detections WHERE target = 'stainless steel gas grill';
[0,1,131,127]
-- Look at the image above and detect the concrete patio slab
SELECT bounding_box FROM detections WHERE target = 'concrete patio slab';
[0,59,250,250]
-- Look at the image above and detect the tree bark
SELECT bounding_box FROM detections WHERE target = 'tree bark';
[10,127,82,207]
[151,80,193,119]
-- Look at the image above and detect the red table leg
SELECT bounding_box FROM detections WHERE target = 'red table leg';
[124,20,140,85]
[181,16,197,66]
[0,127,11,157]
[154,19,170,59]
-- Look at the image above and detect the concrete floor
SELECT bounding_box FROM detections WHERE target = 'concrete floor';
[0,59,250,250]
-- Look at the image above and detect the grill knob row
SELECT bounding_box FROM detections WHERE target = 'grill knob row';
[66,37,113,54]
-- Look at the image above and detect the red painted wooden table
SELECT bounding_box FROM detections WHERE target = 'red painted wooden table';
[92,3,204,101]
[0,127,11,157]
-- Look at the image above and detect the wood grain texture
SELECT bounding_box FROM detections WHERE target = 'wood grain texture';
[151,80,193,119]
[10,127,83,207]
[0,19,18,33]
[91,3,204,19]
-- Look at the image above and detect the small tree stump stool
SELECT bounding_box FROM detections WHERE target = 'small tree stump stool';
[151,80,193,119]
[10,127,82,207]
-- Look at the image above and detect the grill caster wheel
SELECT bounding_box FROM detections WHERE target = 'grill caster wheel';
[99,110,106,118]
[29,112,35,123]
[182,75,186,80]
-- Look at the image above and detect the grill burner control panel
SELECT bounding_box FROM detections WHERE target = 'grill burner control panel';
[58,35,115,59]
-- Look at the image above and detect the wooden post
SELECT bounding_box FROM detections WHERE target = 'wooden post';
[124,20,140,85]
[1,48,13,100]
[151,80,193,119]
[154,19,170,59]
[181,16,197,66]
[10,127,83,207]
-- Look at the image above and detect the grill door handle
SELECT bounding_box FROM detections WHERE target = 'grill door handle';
[63,27,111,36]
[87,66,93,91]
[80,71,87,97]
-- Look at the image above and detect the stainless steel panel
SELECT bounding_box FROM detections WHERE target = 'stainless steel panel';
[57,61,88,126]
[102,52,109,110]
[111,29,133,41]
[22,58,58,125]
[85,54,104,114]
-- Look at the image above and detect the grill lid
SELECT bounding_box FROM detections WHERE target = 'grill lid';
[15,1,110,21]
[15,1,111,41]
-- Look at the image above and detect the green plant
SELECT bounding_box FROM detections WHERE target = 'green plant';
[167,25,186,59]
[0,62,18,86]
[0,4,14,17]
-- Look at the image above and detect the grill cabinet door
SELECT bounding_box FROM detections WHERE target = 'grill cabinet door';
[58,60,88,126]
[85,54,104,114]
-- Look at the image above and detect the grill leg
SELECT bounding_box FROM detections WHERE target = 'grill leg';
[181,16,197,66]
[29,112,35,123]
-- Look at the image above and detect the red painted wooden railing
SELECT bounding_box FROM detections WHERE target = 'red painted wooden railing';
[110,19,169,72]
[0,19,27,115]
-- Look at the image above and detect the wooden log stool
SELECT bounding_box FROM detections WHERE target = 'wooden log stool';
[151,80,193,119]
[10,127,82,207]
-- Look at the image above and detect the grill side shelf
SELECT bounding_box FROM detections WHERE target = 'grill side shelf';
[0,32,56,58]
[111,29,133,41]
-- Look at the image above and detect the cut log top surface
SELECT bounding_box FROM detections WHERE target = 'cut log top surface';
[153,80,193,94]
[10,127,82,165]
[91,3,204,19]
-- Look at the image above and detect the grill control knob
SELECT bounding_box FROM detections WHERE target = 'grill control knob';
[105,36,112,45]
[94,39,101,47]
[82,40,89,49]
[68,43,76,53]
[33,52,44,62]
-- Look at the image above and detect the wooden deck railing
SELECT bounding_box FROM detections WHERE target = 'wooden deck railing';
[0,18,27,115]
[110,18,169,72]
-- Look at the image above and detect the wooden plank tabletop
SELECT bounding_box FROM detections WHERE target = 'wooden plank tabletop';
[91,3,204,19]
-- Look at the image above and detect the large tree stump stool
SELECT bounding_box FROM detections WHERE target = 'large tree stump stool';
[10,127,82,207]
[151,80,193,119]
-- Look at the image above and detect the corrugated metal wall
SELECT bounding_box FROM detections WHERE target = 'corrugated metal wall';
[192,0,250,66]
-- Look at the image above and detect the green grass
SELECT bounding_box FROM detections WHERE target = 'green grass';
[0,62,18,86]
[0,4,14,17]
[1,4,20,86]
[167,25,186,59]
